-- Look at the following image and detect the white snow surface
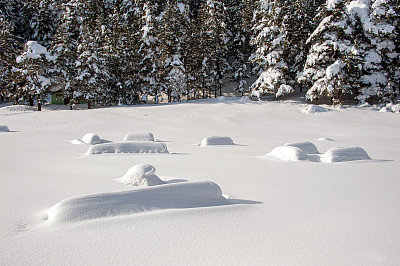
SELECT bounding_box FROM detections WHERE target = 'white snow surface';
[116,164,166,187]
[267,145,308,162]
[200,136,235,147]
[1,98,400,265]
[123,132,154,141]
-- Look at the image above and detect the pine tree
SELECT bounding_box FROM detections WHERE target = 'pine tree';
[158,1,190,102]
[137,2,161,103]
[298,0,364,103]
[357,0,400,103]
[250,0,294,98]
[198,0,229,98]
[0,8,22,101]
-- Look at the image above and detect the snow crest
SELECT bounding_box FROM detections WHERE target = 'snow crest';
[124,132,155,142]
[200,136,235,147]
[0,125,10,132]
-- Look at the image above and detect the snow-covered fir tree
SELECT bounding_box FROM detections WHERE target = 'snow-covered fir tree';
[198,0,230,98]
[298,0,364,103]
[158,1,190,102]
[137,2,161,103]
[357,0,400,103]
[250,0,295,98]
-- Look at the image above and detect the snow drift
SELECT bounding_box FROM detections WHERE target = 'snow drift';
[302,105,328,114]
[267,146,308,162]
[284,141,319,154]
[45,181,229,224]
[123,132,155,141]
[0,125,10,132]
[116,164,166,187]
[86,141,169,155]
[82,133,102,145]
[320,147,371,163]
[200,136,235,147]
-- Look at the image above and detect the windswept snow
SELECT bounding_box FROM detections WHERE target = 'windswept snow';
[1,97,400,266]
[86,141,169,154]
[45,181,229,224]
[116,164,166,187]
[124,132,155,141]
[200,136,235,147]
[0,125,10,132]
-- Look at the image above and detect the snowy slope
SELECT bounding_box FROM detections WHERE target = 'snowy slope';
[1,98,400,265]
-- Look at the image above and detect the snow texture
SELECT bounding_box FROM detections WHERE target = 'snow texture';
[86,141,169,155]
[45,181,228,224]
[16,41,57,63]
[124,132,154,142]
[0,125,10,132]
[284,141,319,154]
[116,164,166,187]
[81,133,101,145]
[320,147,371,163]
[200,136,235,147]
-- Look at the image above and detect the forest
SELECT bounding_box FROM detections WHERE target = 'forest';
[0,0,399,108]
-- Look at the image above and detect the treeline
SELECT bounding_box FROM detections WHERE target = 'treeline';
[0,0,399,108]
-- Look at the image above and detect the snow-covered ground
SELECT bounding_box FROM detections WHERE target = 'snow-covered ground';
[1,97,400,265]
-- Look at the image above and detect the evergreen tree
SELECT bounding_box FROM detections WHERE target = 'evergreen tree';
[198,0,229,98]
[250,0,294,98]
[357,0,400,103]
[158,1,190,102]
[298,0,364,103]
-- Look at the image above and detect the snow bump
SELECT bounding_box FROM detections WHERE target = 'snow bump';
[284,141,319,154]
[86,141,169,155]
[200,136,235,147]
[267,146,308,162]
[45,181,229,224]
[320,147,371,163]
[82,133,102,145]
[117,164,166,187]
[124,132,155,142]
[0,125,10,132]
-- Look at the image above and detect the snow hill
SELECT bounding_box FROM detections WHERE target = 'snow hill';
[1,98,399,266]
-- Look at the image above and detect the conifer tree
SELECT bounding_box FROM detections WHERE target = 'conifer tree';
[298,0,363,103]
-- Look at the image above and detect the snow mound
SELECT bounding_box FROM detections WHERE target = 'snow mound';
[200,136,235,147]
[284,141,319,154]
[45,181,229,224]
[267,146,308,162]
[117,164,166,187]
[379,103,400,113]
[316,137,334,141]
[86,141,169,155]
[0,125,10,132]
[320,147,371,163]
[124,132,154,141]
[82,133,101,145]
[302,105,328,114]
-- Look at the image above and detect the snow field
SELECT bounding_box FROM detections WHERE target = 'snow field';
[1,98,400,266]
[45,181,229,224]
[200,136,235,147]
